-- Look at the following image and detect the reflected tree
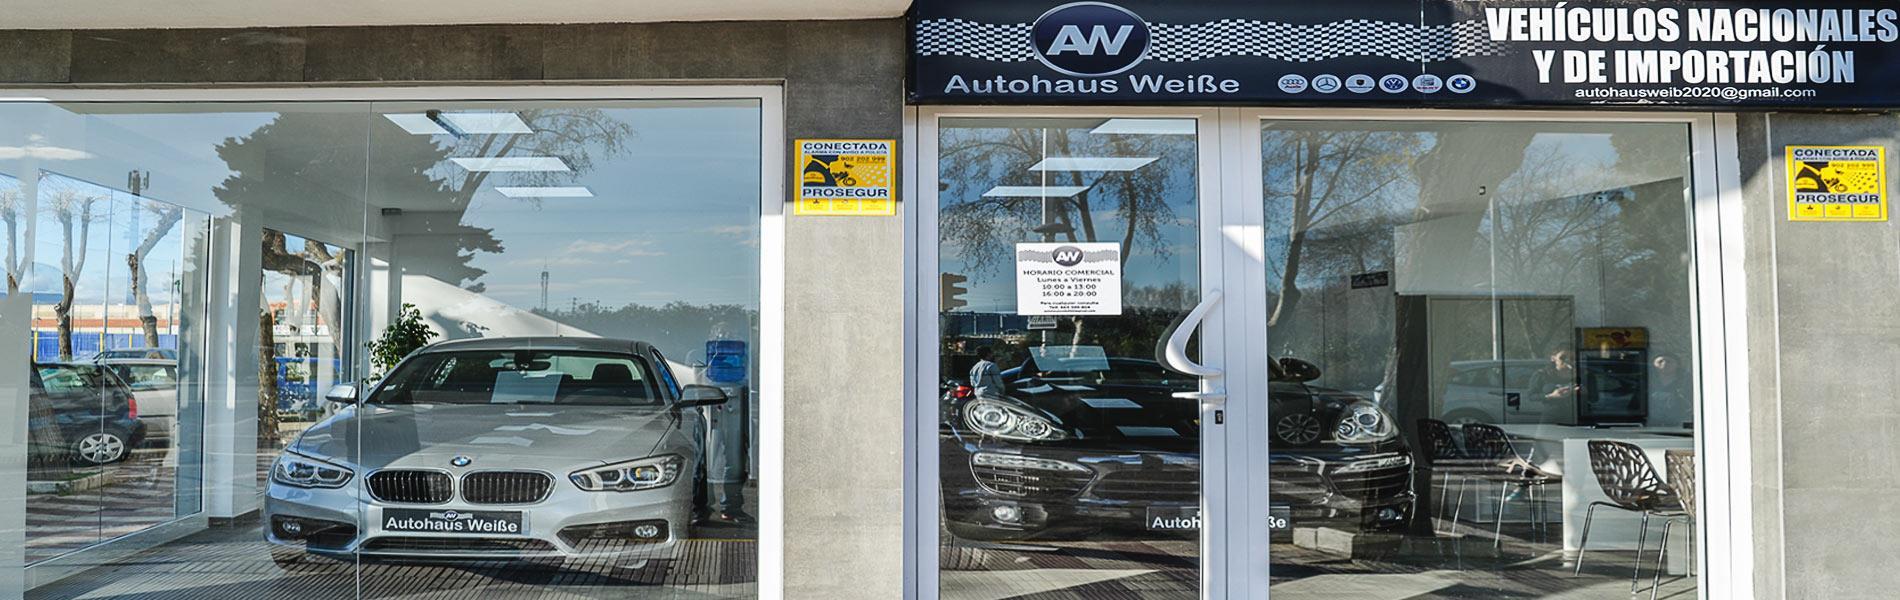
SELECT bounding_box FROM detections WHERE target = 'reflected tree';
[1,181,21,294]
[125,200,183,347]
[45,181,104,360]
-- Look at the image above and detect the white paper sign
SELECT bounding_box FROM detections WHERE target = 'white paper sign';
[1015,242,1122,316]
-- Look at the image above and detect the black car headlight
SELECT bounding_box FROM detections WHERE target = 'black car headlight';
[570,454,684,492]
[271,452,354,489]
[1334,402,1398,444]
[964,399,1068,442]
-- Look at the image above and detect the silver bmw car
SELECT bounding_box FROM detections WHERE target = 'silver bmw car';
[263,336,724,568]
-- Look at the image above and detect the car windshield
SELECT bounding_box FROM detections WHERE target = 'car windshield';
[35,364,108,393]
[371,350,664,407]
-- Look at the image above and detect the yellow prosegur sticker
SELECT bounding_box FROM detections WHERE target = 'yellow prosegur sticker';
[1786,145,1887,222]
[794,139,896,216]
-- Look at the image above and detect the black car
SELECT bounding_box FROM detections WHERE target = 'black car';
[940,349,1412,541]
[28,363,148,467]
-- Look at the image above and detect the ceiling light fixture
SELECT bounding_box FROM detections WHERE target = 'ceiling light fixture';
[1028,157,1159,172]
[982,185,1090,198]
[495,186,594,198]
[383,114,450,135]
[1090,119,1197,135]
[450,157,571,172]
[437,112,533,135]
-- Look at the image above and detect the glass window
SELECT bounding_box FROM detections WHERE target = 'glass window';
[0,96,764,599]
[1261,119,1702,598]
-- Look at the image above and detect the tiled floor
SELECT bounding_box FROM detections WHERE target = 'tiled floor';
[28,520,760,599]
[938,525,1698,600]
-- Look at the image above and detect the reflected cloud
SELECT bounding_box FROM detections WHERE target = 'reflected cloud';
[0,145,93,160]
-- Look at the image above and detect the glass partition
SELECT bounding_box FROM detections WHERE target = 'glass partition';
[0,96,764,599]
[1259,120,1702,599]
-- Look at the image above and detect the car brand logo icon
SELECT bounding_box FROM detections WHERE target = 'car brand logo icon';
[450,456,472,467]
[1379,74,1409,93]
[1031,2,1152,77]
[1311,74,1342,94]
[436,510,465,520]
[1412,74,1444,94]
[1447,74,1477,94]
[1277,74,1309,94]
[1052,246,1086,267]
[1344,74,1376,94]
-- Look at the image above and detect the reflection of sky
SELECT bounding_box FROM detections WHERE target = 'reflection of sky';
[448,105,761,310]
[19,172,202,306]
[0,101,762,314]
[937,122,1199,314]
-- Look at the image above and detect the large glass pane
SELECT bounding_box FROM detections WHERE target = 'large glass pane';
[2,97,765,600]
[936,117,1201,598]
[1261,120,1701,598]
[347,99,762,596]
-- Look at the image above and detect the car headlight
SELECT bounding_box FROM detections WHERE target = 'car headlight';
[570,455,684,492]
[964,399,1068,442]
[1333,402,1397,444]
[271,452,354,489]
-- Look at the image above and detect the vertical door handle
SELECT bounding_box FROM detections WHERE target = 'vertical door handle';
[1165,290,1226,402]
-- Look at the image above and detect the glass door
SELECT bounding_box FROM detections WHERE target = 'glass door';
[920,109,1719,600]
[921,110,1226,599]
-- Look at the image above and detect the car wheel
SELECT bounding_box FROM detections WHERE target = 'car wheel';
[270,545,347,574]
[73,430,128,465]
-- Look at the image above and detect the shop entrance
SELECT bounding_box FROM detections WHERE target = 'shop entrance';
[914,109,1737,599]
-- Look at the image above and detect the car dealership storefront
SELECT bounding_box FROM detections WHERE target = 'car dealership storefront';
[0,1,1897,599]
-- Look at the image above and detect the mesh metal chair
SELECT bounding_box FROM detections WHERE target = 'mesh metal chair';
[1456,423,1561,548]
[1415,419,1492,532]
[1575,440,1686,594]
[1646,449,1698,600]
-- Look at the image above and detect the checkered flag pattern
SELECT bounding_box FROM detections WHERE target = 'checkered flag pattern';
[914,18,1508,64]
[915,19,1036,62]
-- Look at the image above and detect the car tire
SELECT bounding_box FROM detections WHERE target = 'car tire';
[72,430,129,465]
[270,545,347,574]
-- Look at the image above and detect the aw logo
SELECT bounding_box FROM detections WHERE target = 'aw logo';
[1053,246,1086,267]
[1031,2,1152,77]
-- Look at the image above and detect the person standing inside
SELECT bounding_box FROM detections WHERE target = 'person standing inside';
[969,346,1006,399]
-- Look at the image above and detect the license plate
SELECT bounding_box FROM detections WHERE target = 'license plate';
[382,508,524,535]
[1269,505,1292,530]
[1145,506,1202,531]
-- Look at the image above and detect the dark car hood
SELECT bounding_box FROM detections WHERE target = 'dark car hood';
[290,403,683,470]
[996,378,1385,451]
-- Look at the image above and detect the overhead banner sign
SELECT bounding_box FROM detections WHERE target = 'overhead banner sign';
[795,139,896,216]
[1786,145,1887,221]
[1016,243,1122,316]
[908,0,1900,108]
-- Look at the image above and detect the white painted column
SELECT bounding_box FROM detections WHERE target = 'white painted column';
[203,210,262,518]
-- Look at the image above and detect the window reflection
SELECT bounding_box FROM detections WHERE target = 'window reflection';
[1263,121,1701,599]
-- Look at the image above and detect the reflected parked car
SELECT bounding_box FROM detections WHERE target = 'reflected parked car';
[91,347,178,362]
[28,363,148,466]
[940,348,1413,542]
[263,337,727,569]
[1438,359,1548,425]
[98,358,179,440]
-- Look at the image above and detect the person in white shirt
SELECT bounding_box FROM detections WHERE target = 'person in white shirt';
[969,346,1006,399]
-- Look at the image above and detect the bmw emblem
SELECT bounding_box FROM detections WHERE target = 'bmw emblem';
[450,456,472,467]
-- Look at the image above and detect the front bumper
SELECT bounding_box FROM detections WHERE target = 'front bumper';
[942,438,1414,540]
[265,478,691,561]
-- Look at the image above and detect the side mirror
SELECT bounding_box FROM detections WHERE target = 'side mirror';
[324,383,360,404]
[1277,358,1322,383]
[679,384,728,407]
